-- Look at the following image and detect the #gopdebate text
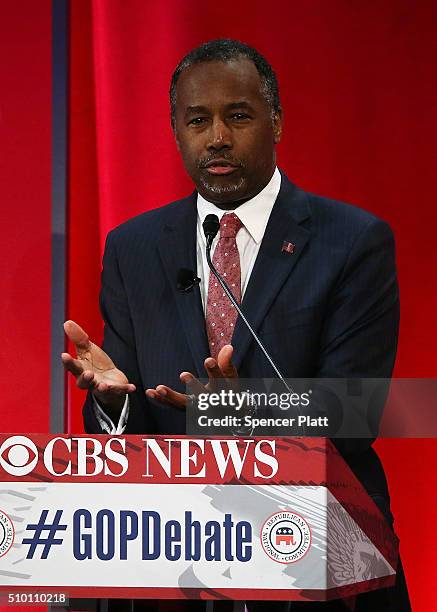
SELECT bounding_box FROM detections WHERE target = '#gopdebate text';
[22,508,251,563]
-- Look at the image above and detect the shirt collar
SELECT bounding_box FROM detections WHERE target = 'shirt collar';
[197,167,281,244]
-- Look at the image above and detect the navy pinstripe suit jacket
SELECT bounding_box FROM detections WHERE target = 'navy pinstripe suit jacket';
[83,172,399,510]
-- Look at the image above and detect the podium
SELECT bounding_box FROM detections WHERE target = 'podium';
[0,434,398,603]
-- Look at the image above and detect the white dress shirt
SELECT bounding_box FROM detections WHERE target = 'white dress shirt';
[94,168,282,433]
[196,167,281,309]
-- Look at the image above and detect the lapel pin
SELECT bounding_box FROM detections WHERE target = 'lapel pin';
[281,241,295,254]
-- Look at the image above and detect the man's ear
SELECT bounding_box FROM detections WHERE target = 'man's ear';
[273,109,283,144]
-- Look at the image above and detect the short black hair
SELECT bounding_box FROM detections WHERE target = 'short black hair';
[170,38,281,127]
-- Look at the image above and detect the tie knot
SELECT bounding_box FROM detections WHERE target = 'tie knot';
[220,213,243,238]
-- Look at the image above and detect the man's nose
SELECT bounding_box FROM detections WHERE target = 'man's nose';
[206,119,232,150]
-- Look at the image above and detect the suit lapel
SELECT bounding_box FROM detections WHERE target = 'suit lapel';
[156,175,311,376]
[157,194,210,377]
[232,176,312,370]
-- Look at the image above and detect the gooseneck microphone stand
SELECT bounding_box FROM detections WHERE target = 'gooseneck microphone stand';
[202,214,292,394]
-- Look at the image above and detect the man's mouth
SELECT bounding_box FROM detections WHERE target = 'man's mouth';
[203,159,240,176]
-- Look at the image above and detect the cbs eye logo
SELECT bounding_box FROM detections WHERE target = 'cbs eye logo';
[0,436,39,476]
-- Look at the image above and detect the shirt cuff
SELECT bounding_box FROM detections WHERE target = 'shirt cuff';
[92,395,129,434]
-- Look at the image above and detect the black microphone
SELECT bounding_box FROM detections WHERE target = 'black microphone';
[177,268,201,293]
[202,214,292,393]
[203,214,220,247]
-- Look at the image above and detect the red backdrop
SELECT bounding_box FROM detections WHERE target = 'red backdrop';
[0,6,51,612]
[66,0,436,609]
[0,2,51,431]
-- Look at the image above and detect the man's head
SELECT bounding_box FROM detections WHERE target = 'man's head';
[170,39,282,208]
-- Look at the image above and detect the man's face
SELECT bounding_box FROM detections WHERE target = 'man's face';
[173,58,282,207]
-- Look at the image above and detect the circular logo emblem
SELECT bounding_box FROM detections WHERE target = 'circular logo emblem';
[0,509,15,558]
[0,436,38,476]
[260,510,311,564]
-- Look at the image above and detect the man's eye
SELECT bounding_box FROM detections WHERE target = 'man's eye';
[188,117,207,126]
[231,113,251,121]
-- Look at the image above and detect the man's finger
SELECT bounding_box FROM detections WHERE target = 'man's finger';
[217,345,238,378]
[76,370,97,390]
[204,358,225,380]
[96,382,136,395]
[180,372,207,396]
[64,320,92,351]
[61,353,84,377]
[146,386,188,409]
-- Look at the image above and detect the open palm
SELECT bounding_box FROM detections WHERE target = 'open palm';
[62,320,135,411]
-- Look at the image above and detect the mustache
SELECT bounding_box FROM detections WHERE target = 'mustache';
[197,155,244,169]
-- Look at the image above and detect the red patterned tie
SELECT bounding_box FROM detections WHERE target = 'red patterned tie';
[206,213,243,359]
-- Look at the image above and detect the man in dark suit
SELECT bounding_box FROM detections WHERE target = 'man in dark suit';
[63,39,410,611]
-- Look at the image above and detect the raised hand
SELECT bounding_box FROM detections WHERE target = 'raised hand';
[146,344,238,409]
[62,320,135,415]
